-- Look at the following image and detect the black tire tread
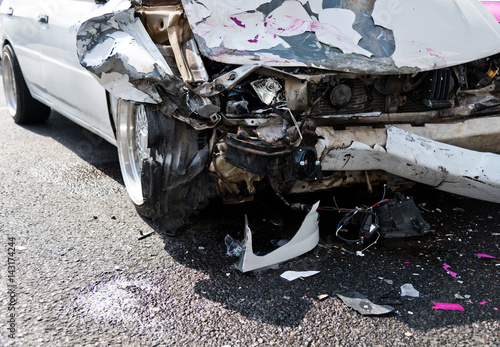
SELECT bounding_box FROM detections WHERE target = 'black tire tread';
[3,44,51,124]
[139,111,216,235]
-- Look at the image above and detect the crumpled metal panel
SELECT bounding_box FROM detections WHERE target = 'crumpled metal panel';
[319,127,500,203]
[181,0,500,74]
[76,3,174,104]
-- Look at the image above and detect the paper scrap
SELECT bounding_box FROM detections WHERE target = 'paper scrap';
[432,303,465,311]
[280,270,320,281]
[443,264,458,278]
[401,284,420,298]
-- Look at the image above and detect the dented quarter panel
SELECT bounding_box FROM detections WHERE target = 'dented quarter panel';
[181,0,500,73]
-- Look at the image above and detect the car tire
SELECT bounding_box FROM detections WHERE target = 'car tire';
[114,98,216,235]
[2,44,51,124]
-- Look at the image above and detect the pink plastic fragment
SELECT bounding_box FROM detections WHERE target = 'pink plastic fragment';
[432,303,465,311]
[443,264,458,278]
[404,262,411,264]
[477,253,496,259]
[480,301,487,305]
[495,307,498,311]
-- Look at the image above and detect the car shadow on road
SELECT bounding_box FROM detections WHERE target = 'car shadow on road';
[17,111,123,184]
[158,187,500,330]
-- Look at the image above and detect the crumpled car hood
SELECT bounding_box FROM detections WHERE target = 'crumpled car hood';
[182,0,500,74]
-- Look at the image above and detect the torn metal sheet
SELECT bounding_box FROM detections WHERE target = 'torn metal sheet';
[77,6,174,104]
[336,291,394,316]
[236,201,320,273]
[181,0,500,74]
[319,126,500,204]
[76,3,221,122]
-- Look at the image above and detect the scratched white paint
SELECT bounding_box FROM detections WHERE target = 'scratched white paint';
[183,0,371,56]
[191,10,290,51]
[182,0,500,73]
[182,0,272,24]
[372,0,500,69]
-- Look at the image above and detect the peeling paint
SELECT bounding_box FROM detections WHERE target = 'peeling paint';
[181,0,500,73]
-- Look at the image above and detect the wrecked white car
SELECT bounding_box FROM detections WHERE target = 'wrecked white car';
[3,0,500,234]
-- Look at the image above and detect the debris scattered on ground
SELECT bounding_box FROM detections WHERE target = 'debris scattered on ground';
[401,284,420,298]
[378,277,394,285]
[280,270,320,282]
[480,301,487,305]
[453,207,465,212]
[138,231,155,241]
[477,253,496,259]
[455,294,465,300]
[432,303,465,311]
[235,202,320,272]
[336,291,394,316]
[225,234,242,257]
[443,264,458,278]
[318,294,329,301]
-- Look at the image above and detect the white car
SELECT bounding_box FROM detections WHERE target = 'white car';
[3,0,500,235]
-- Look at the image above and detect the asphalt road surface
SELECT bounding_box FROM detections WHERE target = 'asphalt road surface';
[0,72,499,346]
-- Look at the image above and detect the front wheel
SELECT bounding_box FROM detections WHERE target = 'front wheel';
[114,98,216,235]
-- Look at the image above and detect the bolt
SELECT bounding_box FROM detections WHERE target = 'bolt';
[215,84,225,92]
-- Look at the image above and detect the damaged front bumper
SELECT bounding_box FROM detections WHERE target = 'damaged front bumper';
[77,0,500,211]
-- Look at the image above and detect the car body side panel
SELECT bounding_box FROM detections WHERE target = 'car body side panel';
[180,0,500,73]
[0,0,47,100]
[38,0,115,143]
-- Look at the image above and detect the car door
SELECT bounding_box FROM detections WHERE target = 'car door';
[0,0,47,102]
[38,0,115,143]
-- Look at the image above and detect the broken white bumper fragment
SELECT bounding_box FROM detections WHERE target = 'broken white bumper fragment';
[321,127,500,203]
[236,201,320,273]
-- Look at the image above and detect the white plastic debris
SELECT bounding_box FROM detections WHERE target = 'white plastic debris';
[280,271,320,282]
[236,202,320,272]
[401,284,420,297]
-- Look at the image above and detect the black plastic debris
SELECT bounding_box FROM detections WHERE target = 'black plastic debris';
[336,291,395,316]
[225,234,243,257]
[374,193,431,239]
